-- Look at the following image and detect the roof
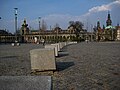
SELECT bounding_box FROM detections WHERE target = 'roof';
[105,25,115,29]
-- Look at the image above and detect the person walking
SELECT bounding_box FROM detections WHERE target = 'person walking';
[41,39,45,46]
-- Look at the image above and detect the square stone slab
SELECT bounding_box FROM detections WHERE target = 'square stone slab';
[0,76,51,90]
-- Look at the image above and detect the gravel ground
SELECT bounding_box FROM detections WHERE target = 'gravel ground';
[0,43,44,76]
[54,42,120,90]
[0,42,120,90]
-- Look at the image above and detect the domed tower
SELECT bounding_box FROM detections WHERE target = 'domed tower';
[106,11,112,26]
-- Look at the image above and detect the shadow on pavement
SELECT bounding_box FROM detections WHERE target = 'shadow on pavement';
[56,62,74,71]
[0,56,18,59]
[58,52,69,57]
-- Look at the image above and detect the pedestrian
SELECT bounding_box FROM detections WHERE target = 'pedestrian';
[41,39,45,46]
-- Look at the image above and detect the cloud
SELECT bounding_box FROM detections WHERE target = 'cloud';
[88,5,110,12]
[38,0,120,30]
[85,0,120,16]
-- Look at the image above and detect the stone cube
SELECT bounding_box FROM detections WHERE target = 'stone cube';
[30,48,56,71]
[45,45,58,56]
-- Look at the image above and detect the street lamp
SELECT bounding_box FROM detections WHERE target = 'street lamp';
[38,17,41,43]
[91,24,93,41]
[38,17,41,32]
[0,17,1,29]
[14,8,18,42]
[0,17,1,43]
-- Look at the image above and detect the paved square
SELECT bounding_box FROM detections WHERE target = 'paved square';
[0,76,51,90]
[0,42,120,90]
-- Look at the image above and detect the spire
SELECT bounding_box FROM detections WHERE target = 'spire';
[103,25,105,30]
[97,18,100,28]
[106,11,112,26]
[23,18,27,25]
[108,11,110,19]
[117,22,119,27]
[116,22,119,29]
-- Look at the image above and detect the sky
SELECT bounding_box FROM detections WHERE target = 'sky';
[0,0,120,33]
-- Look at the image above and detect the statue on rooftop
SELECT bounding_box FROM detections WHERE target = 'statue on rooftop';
[20,19,29,35]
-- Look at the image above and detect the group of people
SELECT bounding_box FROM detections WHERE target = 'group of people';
[34,37,45,45]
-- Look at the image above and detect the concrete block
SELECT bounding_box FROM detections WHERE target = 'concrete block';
[73,41,77,43]
[61,42,66,48]
[30,48,56,71]
[67,42,71,45]
[59,42,63,49]
[50,44,59,55]
[51,43,60,51]
[67,42,77,45]
[56,43,60,51]
[0,76,51,90]
[64,42,67,46]
[45,45,58,56]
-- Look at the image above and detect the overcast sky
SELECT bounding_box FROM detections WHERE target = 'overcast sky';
[0,0,120,33]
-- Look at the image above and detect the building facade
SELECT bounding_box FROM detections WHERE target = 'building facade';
[95,12,118,41]
[116,25,120,40]
[1,12,120,43]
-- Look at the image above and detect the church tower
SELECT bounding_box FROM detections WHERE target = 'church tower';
[106,11,112,26]
[96,19,102,41]
[97,19,101,31]
[97,20,100,29]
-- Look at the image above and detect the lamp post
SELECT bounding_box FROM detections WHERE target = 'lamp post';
[0,17,1,43]
[14,8,18,42]
[38,17,41,42]
[38,17,41,33]
[91,24,93,41]
[0,17,1,29]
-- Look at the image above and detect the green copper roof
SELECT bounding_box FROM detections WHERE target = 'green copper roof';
[105,25,115,29]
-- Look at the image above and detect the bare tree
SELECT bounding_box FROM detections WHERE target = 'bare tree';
[68,21,84,41]
[41,19,47,31]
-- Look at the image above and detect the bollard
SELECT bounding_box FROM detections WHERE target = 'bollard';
[30,48,56,71]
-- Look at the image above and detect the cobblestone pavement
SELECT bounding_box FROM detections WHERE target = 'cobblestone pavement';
[0,42,120,90]
[0,43,44,76]
[54,42,120,90]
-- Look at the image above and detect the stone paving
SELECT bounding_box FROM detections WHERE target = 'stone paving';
[0,76,51,90]
[0,42,120,90]
[54,42,120,90]
[0,43,44,75]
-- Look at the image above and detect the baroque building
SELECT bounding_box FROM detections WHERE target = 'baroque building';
[14,19,87,43]
[95,12,118,41]
[116,24,120,40]
[1,12,119,43]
